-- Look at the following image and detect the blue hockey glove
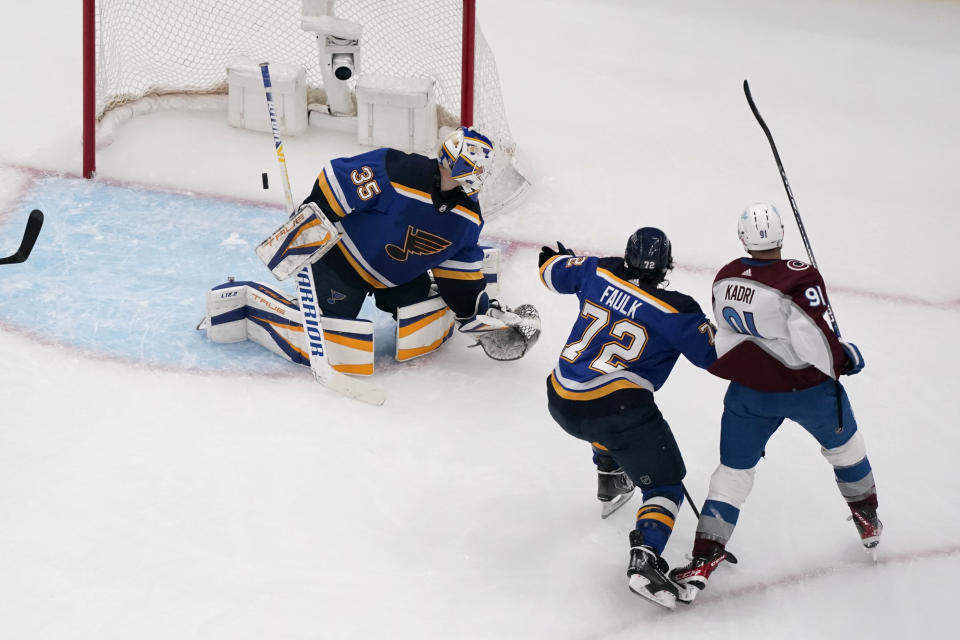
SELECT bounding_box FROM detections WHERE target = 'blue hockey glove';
[840,341,865,375]
[538,241,574,267]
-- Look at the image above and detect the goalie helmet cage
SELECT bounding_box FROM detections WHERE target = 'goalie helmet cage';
[81,0,529,216]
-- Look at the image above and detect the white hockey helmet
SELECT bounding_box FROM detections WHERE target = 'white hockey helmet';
[438,127,495,201]
[738,202,784,251]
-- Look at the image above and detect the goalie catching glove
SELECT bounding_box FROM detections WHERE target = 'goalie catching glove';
[255,202,341,281]
[458,300,541,361]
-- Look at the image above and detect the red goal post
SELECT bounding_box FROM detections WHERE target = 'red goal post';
[82,0,528,215]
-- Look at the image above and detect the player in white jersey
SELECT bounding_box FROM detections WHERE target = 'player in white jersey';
[670,203,881,602]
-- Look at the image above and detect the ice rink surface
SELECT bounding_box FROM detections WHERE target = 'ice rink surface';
[1,1,958,638]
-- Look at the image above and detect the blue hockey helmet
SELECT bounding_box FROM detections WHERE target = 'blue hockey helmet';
[624,227,674,283]
[438,127,495,201]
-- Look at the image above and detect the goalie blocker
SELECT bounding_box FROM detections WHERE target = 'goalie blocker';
[256,202,341,281]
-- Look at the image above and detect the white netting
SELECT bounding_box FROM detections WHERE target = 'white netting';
[93,0,528,214]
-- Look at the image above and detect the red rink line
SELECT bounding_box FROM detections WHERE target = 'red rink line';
[577,543,960,639]
[2,163,957,312]
[486,236,960,312]
[688,543,960,609]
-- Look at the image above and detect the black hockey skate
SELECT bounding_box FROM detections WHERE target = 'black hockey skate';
[669,544,733,604]
[626,531,679,610]
[598,468,635,519]
[848,498,883,556]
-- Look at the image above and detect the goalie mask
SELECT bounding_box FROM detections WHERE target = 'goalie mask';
[738,202,784,251]
[438,127,495,201]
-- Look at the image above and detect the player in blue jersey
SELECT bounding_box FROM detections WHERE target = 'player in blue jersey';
[539,228,717,610]
[668,203,881,602]
[302,127,494,321]
[201,127,539,375]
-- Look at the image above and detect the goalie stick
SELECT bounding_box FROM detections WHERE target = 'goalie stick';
[743,79,845,432]
[260,63,385,406]
[0,209,44,265]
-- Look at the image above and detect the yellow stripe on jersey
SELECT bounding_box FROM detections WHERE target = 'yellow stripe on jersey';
[397,307,449,338]
[539,254,567,289]
[432,267,484,281]
[317,171,346,218]
[391,182,432,202]
[323,332,374,352]
[597,268,679,313]
[451,205,481,225]
[549,372,645,401]
[335,243,387,289]
[592,441,609,451]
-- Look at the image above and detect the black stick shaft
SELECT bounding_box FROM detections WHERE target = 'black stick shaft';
[682,483,701,519]
[743,80,845,433]
[742,80,841,338]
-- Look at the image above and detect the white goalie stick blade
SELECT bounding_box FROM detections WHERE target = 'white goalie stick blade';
[600,487,635,519]
[295,266,386,406]
[318,368,386,406]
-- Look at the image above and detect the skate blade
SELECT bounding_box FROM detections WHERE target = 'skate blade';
[674,582,701,605]
[600,488,635,519]
[628,575,677,610]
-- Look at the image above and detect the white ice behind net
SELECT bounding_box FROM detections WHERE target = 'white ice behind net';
[94,0,528,214]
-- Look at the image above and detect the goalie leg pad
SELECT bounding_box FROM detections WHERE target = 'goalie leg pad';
[321,316,375,376]
[204,281,310,365]
[396,296,456,362]
[256,202,342,281]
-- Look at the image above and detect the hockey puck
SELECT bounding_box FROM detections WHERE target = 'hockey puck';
[261,172,269,189]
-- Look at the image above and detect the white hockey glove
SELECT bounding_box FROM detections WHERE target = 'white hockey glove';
[460,301,541,361]
[255,202,341,281]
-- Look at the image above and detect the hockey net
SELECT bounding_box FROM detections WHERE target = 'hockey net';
[85,0,528,215]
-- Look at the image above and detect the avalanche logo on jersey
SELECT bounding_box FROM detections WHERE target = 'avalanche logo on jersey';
[385,225,452,261]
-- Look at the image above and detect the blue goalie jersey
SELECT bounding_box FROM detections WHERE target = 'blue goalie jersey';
[541,254,717,411]
[302,148,488,318]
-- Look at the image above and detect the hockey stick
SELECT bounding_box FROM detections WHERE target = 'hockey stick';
[681,483,701,519]
[682,482,739,565]
[260,63,385,406]
[743,79,844,430]
[742,80,841,337]
[0,209,44,265]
